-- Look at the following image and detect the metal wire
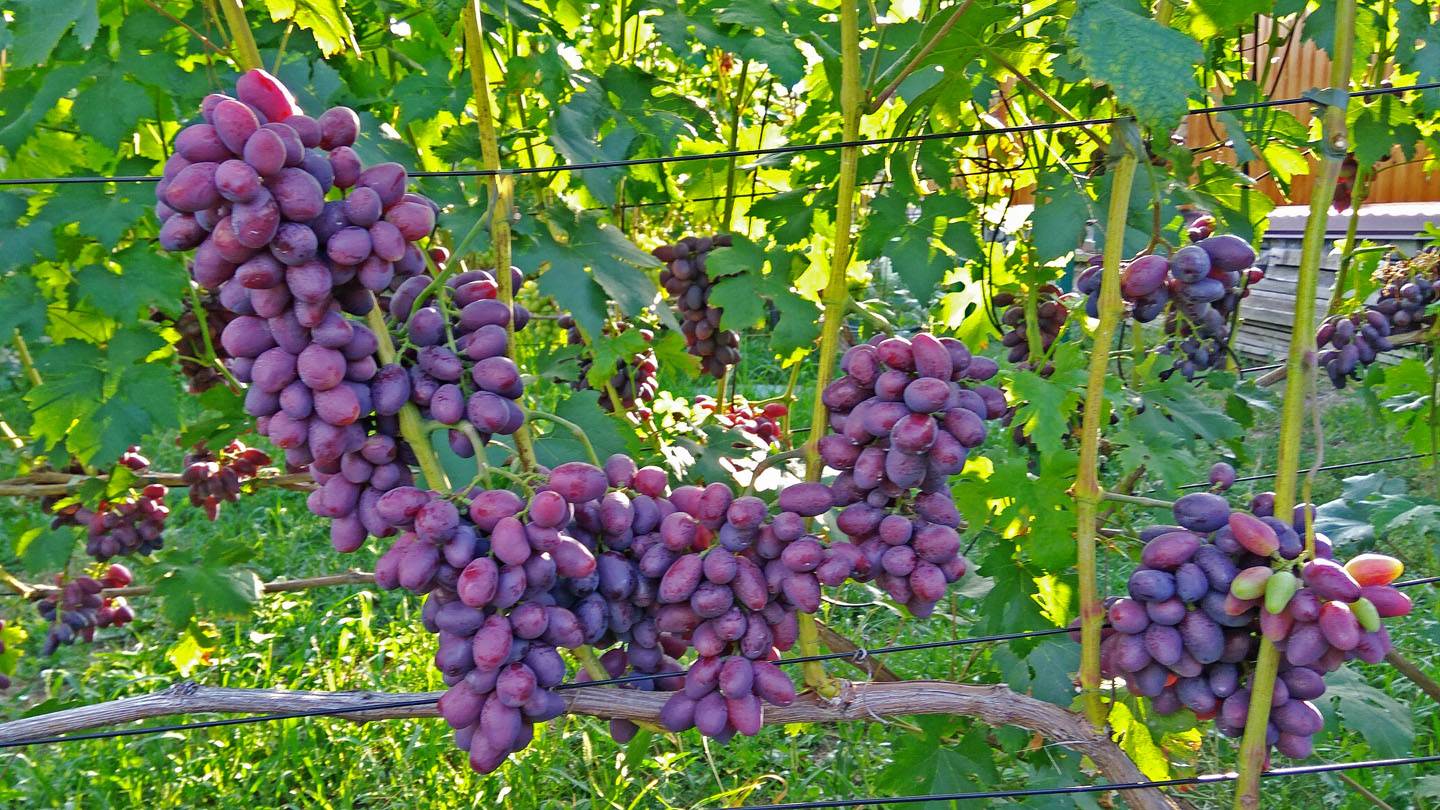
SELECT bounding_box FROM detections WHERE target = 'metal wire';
[1172,453,1428,491]
[725,752,1440,809]
[2,82,1435,187]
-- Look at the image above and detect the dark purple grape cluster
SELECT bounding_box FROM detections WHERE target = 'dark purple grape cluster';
[35,566,136,656]
[1100,490,1410,760]
[557,315,659,414]
[379,264,531,463]
[1077,234,1264,381]
[993,286,1068,375]
[180,440,273,520]
[46,448,169,560]
[813,333,1002,616]
[655,235,741,378]
[362,457,819,770]
[157,290,237,393]
[1316,250,1436,388]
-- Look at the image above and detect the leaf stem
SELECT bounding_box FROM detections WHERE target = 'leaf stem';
[866,0,974,113]
[1234,4,1354,806]
[364,305,451,492]
[1074,139,1140,729]
[12,331,41,388]
[140,0,233,58]
[741,448,806,497]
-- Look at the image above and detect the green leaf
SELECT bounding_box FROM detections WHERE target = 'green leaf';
[1325,665,1414,757]
[261,0,358,57]
[72,69,152,146]
[52,183,148,249]
[0,64,89,154]
[1029,173,1093,261]
[390,57,466,124]
[0,619,26,675]
[530,390,635,468]
[0,273,52,341]
[1069,2,1201,130]
[1109,700,1172,780]
[521,213,673,336]
[1005,357,1085,457]
[76,247,188,319]
[875,722,988,807]
[5,0,98,68]
[13,525,75,574]
[153,564,263,626]
[1185,0,1269,38]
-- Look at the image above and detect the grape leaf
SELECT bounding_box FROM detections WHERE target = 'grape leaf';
[153,564,263,626]
[1029,172,1093,261]
[5,0,99,68]
[1069,2,1201,130]
[12,524,74,574]
[261,0,359,57]
[1109,699,1172,780]
[0,273,52,341]
[76,246,189,319]
[390,57,466,124]
[1324,665,1414,757]
[72,69,151,147]
[530,390,636,468]
[0,65,89,154]
[53,183,147,249]
[1185,0,1269,38]
[874,722,988,807]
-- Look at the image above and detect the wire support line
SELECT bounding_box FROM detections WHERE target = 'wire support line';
[0,626,1075,749]
[1395,575,1440,589]
[725,752,1440,809]
[2,82,1437,187]
[1170,452,1428,491]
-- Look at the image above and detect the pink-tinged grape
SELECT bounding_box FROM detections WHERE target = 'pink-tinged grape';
[1146,597,1186,625]
[212,99,260,153]
[283,113,321,147]
[1140,531,1201,571]
[237,254,284,289]
[369,220,408,263]
[1229,566,1271,600]
[1343,553,1403,587]
[296,344,346,391]
[727,694,763,736]
[251,347,298,393]
[1317,601,1360,650]
[267,167,325,222]
[341,185,382,226]
[774,482,832,517]
[164,162,221,212]
[1228,511,1278,556]
[1172,493,1230,533]
[545,462,607,504]
[327,145,361,189]
[1301,558,1362,602]
[220,315,276,358]
[285,260,332,303]
[1121,254,1170,298]
[235,69,298,121]
[175,124,232,162]
[215,159,261,203]
[262,122,304,167]
[1108,598,1149,634]
[1359,585,1411,618]
[269,222,318,265]
[1128,569,1176,602]
[313,385,360,425]
[242,127,287,176]
[385,200,437,241]
[318,106,360,149]
[326,226,372,265]
[231,190,281,249]
[159,214,207,251]
[358,162,408,206]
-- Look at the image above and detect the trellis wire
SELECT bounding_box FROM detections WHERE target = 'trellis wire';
[2,82,1436,187]
[727,752,1440,810]
[6,570,1438,750]
[1172,452,1428,491]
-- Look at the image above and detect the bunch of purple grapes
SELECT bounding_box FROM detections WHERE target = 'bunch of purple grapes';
[46,448,169,560]
[813,333,1002,616]
[35,566,136,655]
[1315,250,1436,388]
[1078,234,1263,380]
[993,286,1068,375]
[378,264,531,463]
[1101,489,1410,760]
[655,235,741,378]
[180,440,273,520]
[157,290,237,393]
[556,315,659,413]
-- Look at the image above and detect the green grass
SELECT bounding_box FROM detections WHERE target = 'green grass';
[2,371,1439,808]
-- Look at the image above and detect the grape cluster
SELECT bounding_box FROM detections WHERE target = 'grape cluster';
[655,235,741,378]
[364,456,830,770]
[160,290,237,392]
[46,448,169,560]
[36,566,136,655]
[1078,234,1264,381]
[814,333,1001,616]
[993,286,1068,375]
[696,396,787,447]
[1102,490,1410,760]
[378,264,531,466]
[1316,250,1437,388]
[180,440,273,520]
[557,315,659,413]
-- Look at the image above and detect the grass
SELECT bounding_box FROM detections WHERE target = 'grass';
[1,355,1439,808]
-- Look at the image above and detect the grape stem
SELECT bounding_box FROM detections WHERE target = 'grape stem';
[462,1,539,474]
[1233,4,1354,806]
[846,298,894,334]
[216,0,262,71]
[186,285,241,392]
[363,304,452,492]
[455,423,493,489]
[866,0,974,113]
[12,331,41,388]
[524,409,599,467]
[741,448,806,497]
[1073,136,1140,729]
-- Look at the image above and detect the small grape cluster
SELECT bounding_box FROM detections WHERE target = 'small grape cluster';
[47,448,169,560]
[159,290,237,392]
[655,235,742,378]
[696,395,787,447]
[180,440,273,520]
[1102,490,1410,760]
[1316,250,1437,388]
[379,265,531,463]
[557,315,659,413]
[1078,234,1263,380]
[993,286,1068,375]
[814,333,1002,616]
[35,565,136,656]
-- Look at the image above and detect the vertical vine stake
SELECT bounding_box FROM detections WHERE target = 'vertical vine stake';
[794,0,863,699]
[1074,126,1140,728]
[1233,1,1355,806]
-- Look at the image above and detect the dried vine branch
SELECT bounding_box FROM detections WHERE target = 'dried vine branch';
[0,680,1179,810]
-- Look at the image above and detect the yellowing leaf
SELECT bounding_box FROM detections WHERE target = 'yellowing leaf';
[262,0,358,57]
